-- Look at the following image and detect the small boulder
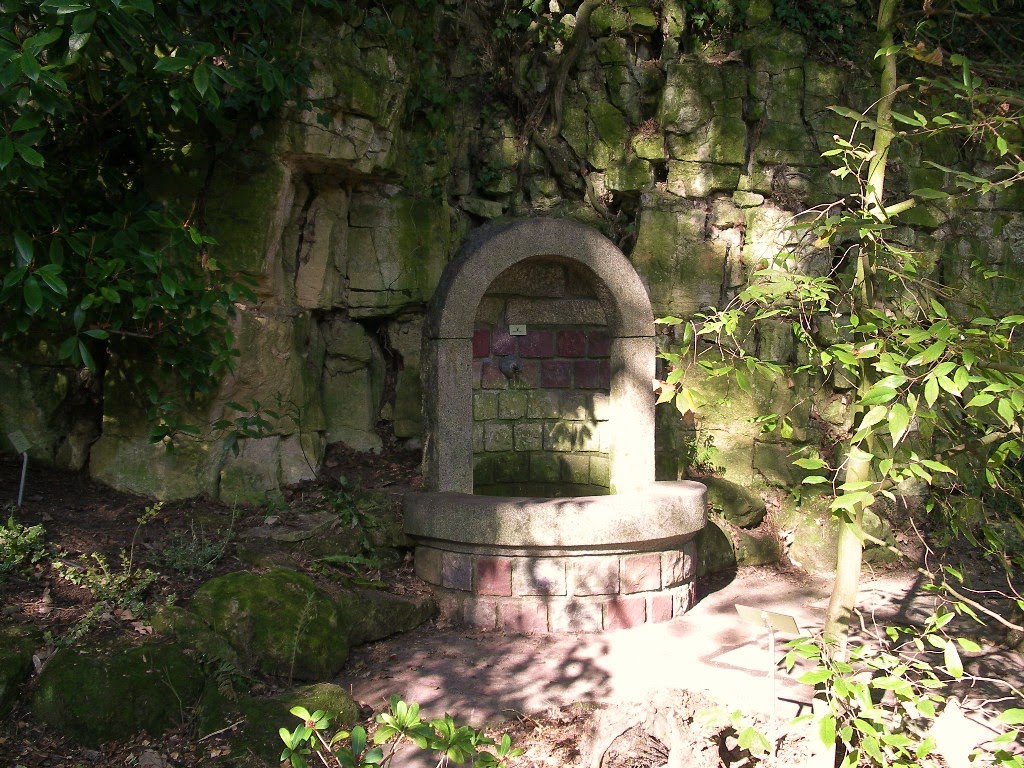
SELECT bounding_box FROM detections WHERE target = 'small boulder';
[695,520,737,576]
[704,477,767,528]
[32,641,205,747]
[335,588,436,646]
[735,529,782,566]
[191,568,348,681]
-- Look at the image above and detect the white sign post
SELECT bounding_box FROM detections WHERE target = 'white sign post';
[7,430,30,508]
[735,604,801,722]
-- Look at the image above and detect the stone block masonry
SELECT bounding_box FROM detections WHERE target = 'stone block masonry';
[471,259,614,495]
[420,540,700,633]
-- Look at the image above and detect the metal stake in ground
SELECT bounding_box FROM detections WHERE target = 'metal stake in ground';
[735,604,801,723]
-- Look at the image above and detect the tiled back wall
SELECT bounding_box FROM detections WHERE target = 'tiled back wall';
[471,260,612,496]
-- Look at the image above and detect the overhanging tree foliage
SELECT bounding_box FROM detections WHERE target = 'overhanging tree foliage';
[657,0,1024,647]
[0,0,338,437]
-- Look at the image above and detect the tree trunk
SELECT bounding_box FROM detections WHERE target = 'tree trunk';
[822,0,899,652]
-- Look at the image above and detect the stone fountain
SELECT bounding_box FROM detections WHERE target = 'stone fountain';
[404,219,706,632]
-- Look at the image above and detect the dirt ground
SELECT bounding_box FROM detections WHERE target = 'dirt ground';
[1,450,1022,768]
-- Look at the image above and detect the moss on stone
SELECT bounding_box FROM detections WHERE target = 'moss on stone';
[191,568,349,681]
[588,101,629,170]
[606,156,653,191]
[667,116,747,165]
[695,520,737,576]
[0,624,39,716]
[204,155,290,278]
[89,434,220,501]
[31,641,206,747]
[334,588,436,646]
[704,477,766,528]
[667,160,742,199]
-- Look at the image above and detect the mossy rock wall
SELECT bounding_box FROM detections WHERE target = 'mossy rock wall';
[4,2,1020,523]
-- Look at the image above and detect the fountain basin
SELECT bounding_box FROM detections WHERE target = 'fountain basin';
[404,480,707,633]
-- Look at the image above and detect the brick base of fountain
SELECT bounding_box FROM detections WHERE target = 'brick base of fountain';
[404,480,706,633]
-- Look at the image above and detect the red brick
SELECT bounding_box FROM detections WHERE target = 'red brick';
[650,594,674,623]
[492,328,516,356]
[499,602,549,634]
[480,361,507,389]
[556,330,586,357]
[518,360,541,388]
[621,553,662,593]
[588,331,611,357]
[475,558,512,596]
[540,360,572,388]
[604,596,647,630]
[519,330,554,358]
[473,329,491,358]
[574,359,610,390]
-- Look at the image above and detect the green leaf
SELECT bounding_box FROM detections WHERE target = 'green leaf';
[799,668,832,685]
[997,397,1014,426]
[860,386,897,406]
[997,708,1024,725]
[794,457,826,470]
[154,56,189,73]
[78,339,96,371]
[69,31,91,53]
[193,63,210,96]
[23,27,63,52]
[13,232,34,265]
[943,639,963,678]
[21,53,41,81]
[889,403,910,446]
[818,713,837,747]
[23,275,42,313]
[925,377,939,407]
[15,143,45,167]
[911,188,949,200]
[38,269,67,297]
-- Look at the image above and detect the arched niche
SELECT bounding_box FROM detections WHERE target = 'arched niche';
[422,219,656,494]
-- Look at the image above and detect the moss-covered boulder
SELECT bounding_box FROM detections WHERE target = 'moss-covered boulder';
[191,568,348,681]
[31,641,206,747]
[336,588,436,646]
[735,529,783,566]
[704,477,766,528]
[695,519,737,576]
[0,623,39,716]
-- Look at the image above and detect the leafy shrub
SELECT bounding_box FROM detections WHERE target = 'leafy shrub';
[786,613,1024,768]
[0,513,46,576]
[280,696,522,768]
[53,551,157,644]
[152,520,234,577]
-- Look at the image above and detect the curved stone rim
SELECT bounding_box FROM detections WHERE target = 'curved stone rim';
[404,480,707,549]
[425,218,655,341]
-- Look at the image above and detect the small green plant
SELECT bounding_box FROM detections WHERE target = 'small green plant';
[0,511,46,576]
[697,707,773,758]
[152,522,233,576]
[53,551,158,644]
[279,696,522,768]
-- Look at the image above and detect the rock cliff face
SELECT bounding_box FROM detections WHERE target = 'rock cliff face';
[3,1,1022,509]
